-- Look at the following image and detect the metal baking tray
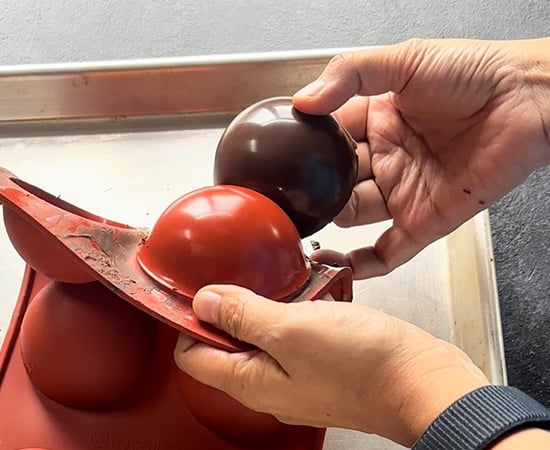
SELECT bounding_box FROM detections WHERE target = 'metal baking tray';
[0,48,506,450]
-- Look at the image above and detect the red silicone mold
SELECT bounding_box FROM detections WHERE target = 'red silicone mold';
[0,167,354,449]
[0,267,326,450]
[0,168,353,353]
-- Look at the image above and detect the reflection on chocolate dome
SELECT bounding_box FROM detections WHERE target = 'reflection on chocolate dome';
[214,97,358,238]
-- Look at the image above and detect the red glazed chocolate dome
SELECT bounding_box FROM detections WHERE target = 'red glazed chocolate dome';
[214,96,358,238]
[136,185,310,301]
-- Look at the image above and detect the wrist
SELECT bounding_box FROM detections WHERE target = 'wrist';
[396,368,489,446]
[412,386,550,450]
[376,334,490,447]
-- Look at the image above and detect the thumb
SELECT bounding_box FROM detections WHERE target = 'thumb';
[293,39,422,114]
[193,284,286,351]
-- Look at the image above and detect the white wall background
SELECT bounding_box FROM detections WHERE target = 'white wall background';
[0,0,548,64]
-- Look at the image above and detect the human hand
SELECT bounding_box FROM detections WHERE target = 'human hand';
[293,38,550,278]
[174,286,489,447]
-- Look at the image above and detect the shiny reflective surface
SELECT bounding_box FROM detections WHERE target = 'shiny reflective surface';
[3,207,94,283]
[137,185,310,300]
[176,370,286,443]
[214,97,358,238]
[2,178,130,284]
[20,281,156,410]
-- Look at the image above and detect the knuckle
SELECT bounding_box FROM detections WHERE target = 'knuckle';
[225,356,262,410]
[333,191,359,228]
[398,37,428,58]
[325,51,363,92]
[251,326,281,352]
[220,293,247,340]
[272,310,301,343]
[403,37,425,49]
[397,38,428,68]
[328,52,348,67]
[326,52,356,75]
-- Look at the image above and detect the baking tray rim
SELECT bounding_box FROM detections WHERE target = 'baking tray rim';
[0,46,379,76]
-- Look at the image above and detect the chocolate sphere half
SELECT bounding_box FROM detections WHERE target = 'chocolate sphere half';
[214,96,358,238]
[136,185,310,301]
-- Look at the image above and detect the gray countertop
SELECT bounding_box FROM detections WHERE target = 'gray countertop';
[491,165,550,407]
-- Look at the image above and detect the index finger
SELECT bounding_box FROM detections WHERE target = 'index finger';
[312,224,427,279]
[292,41,417,114]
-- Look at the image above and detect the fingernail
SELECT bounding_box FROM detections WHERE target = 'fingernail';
[295,79,326,97]
[175,333,197,353]
[193,290,222,324]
